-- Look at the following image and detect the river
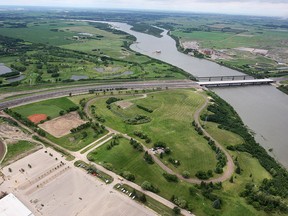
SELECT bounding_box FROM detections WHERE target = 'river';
[88,21,288,168]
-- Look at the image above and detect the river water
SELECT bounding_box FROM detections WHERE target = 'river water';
[90,21,288,168]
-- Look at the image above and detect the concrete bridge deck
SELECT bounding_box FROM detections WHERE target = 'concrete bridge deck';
[197,78,274,87]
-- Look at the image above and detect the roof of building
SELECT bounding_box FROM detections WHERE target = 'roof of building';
[0,193,34,216]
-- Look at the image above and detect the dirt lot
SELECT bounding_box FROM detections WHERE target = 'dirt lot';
[116,101,133,109]
[38,112,86,138]
[28,114,47,124]
[0,149,156,216]
[0,123,32,144]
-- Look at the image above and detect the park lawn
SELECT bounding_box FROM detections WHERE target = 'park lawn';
[89,137,267,216]
[68,94,96,105]
[201,121,272,216]
[12,97,77,119]
[47,127,108,152]
[91,89,218,176]
[2,140,37,164]
[88,138,204,213]
[202,122,244,148]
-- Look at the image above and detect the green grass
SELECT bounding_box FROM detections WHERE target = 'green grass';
[90,89,218,176]
[88,137,269,216]
[80,133,113,154]
[60,25,150,63]
[12,97,77,119]
[200,121,272,216]
[47,128,108,152]
[2,140,37,164]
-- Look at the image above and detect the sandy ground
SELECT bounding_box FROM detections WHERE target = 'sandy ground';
[38,112,86,138]
[181,40,199,50]
[0,149,156,216]
[234,47,268,55]
[0,123,31,142]
[116,100,133,109]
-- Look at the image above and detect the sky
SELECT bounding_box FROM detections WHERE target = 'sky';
[1,0,288,17]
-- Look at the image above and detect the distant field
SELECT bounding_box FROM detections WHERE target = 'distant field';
[0,20,81,46]
[61,25,150,63]
[12,97,77,119]
[172,30,288,49]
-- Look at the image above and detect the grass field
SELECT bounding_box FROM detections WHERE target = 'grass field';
[12,97,77,119]
[173,30,288,50]
[2,140,37,164]
[90,89,218,176]
[88,137,269,216]
[47,127,108,152]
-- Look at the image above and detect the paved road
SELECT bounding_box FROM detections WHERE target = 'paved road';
[0,80,198,110]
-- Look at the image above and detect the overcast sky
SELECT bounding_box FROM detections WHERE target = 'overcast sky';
[1,0,288,17]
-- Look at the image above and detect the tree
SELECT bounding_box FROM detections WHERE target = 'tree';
[173,207,181,215]
[182,171,190,179]
[141,181,159,193]
[229,176,234,183]
[81,131,88,139]
[212,199,222,209]
[235,166,241,174]
[139,194,147,203]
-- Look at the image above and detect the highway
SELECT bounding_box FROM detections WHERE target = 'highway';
[0,80,198,110]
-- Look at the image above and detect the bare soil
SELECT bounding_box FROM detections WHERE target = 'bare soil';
[28,114,47,124]
[116,101,133,109]
[38,112,86,138]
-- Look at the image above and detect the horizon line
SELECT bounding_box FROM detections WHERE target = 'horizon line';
[0,4,283,18]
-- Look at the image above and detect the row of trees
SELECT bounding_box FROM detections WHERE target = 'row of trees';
[129,138,144,152]
[133,131,151,143]
[136,104,153,113]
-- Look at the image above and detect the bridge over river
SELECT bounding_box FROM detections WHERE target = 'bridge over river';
[197,78,274,87]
